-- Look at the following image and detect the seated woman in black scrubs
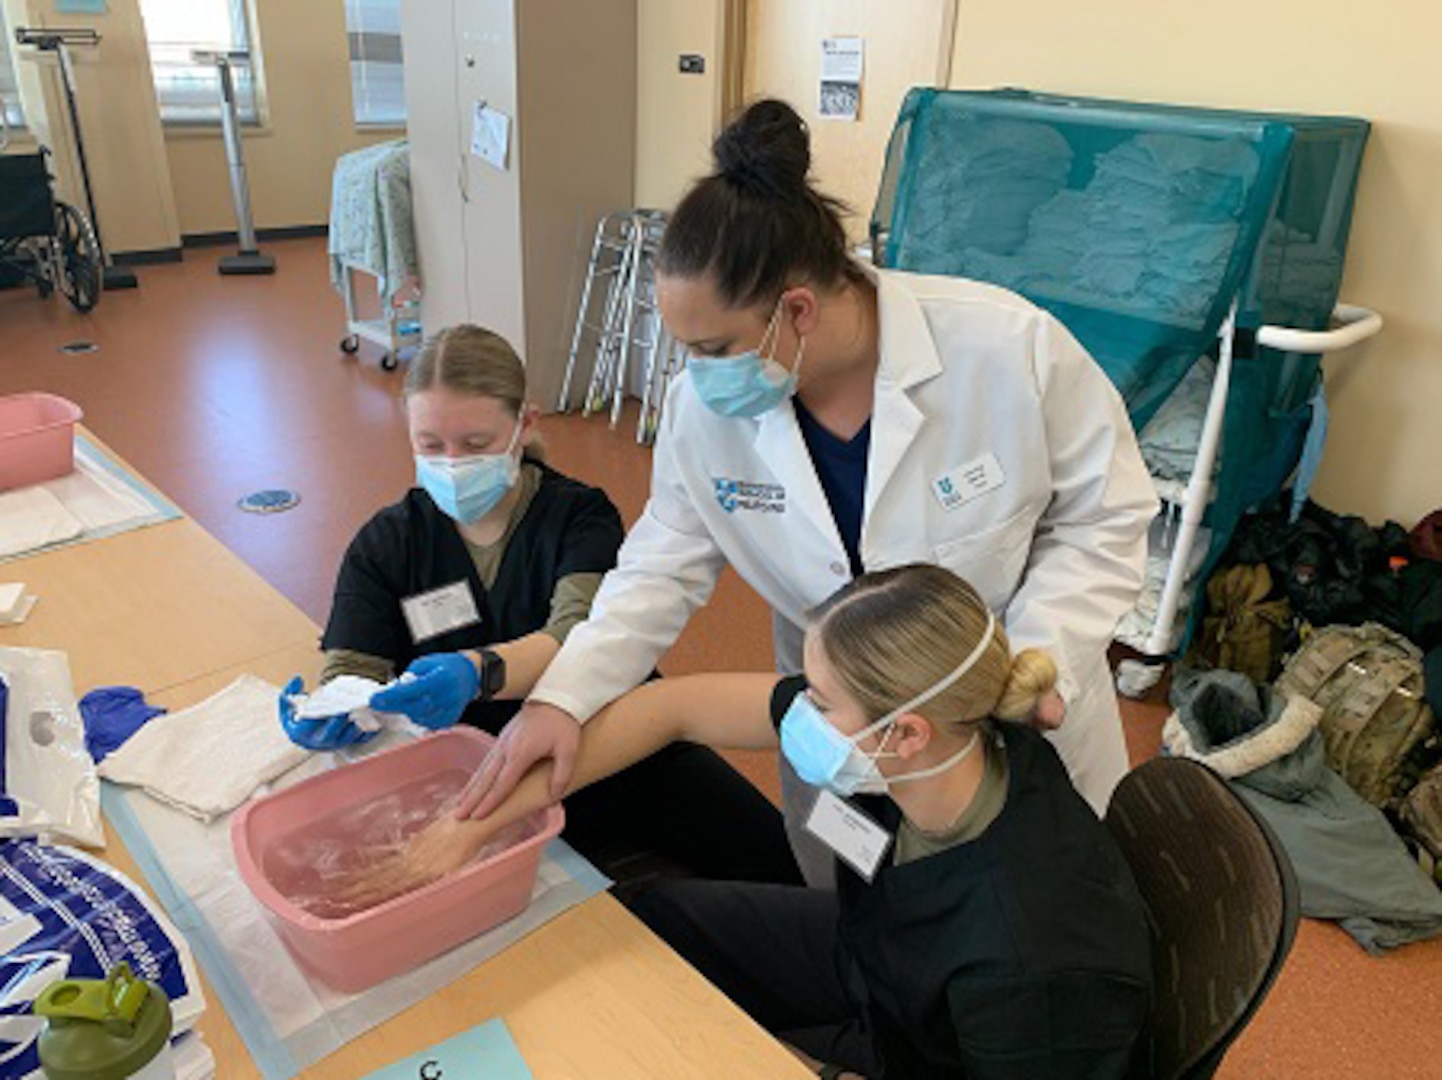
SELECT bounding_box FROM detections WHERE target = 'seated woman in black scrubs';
[368,563,1152,1079]
[281,323,800,889]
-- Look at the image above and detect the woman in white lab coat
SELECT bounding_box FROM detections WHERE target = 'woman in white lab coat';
[387,99,1158,881]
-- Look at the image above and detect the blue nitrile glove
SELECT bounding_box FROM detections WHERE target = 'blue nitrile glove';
[368,653,480,730]
[279,676,379,750]
[79,686,166,763]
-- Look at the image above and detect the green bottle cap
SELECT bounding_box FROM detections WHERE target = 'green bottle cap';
[33,962,173,1080]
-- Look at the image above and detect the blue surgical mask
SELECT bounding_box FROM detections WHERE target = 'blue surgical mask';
[781,611,996,797]
[687,300,805,418]
[415,421,522,525]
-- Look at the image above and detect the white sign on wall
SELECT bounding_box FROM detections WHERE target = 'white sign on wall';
[819,36,864,121]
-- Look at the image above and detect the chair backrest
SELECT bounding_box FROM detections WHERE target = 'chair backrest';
[1105,756,1300,1080]
[0,151,57,241]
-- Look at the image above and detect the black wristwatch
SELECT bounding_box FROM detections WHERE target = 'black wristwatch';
[477,648,507,702]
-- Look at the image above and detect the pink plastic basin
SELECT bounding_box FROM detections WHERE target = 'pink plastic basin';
[231,728,563,992]
[0,393,83,490]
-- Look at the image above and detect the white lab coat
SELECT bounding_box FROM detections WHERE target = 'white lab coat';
[534,268,1157,871]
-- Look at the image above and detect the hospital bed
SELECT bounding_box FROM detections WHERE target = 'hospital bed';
[870,89,1381,690]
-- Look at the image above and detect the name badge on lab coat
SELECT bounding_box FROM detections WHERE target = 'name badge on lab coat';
[401,581,482,643]
[931,453,1006,512]
[805,789,893,881]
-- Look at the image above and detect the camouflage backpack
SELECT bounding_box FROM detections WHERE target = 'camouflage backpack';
[1400,765,1442,885]
[1275,623,1437,810]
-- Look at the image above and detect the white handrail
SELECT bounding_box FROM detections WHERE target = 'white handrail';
[1256,303,1382,354]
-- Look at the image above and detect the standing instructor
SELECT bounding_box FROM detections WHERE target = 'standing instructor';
[390,99,1157,882]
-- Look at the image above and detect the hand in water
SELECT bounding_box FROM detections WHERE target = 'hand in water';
[455,701,581,819]
[324,815,509,913]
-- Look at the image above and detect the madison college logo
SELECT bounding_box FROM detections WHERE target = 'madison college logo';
[713,478,786,515]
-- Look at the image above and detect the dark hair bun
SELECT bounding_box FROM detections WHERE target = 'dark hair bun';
[713,99,811,198]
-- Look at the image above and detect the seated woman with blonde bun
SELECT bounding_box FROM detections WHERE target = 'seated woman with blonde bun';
[351,564,1152,1080]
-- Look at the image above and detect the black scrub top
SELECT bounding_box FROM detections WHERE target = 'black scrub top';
[771,677,1152,1080]
[321,461,624,733]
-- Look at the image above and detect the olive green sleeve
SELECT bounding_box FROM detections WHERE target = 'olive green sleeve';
[539,572,605,645]
[319,648,397,686]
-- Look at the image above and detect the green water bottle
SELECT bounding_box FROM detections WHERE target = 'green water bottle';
[32,963,175,1080]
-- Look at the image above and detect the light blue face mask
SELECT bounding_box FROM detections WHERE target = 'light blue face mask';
[781,611,996,797]
[686,300,805,418]
[415,421,522,525]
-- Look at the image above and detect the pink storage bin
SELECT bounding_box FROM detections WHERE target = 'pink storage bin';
[231,728,564,992]
[0,393,84,490]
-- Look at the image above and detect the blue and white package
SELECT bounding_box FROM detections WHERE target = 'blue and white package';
[0,647,102,848]
[0,838,205,1080]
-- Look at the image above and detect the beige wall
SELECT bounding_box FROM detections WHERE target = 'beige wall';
[164,0,398,236]
[743,0,956,242]
[635,0,726,210]
[949,0,1442,526]
[5,0,179,254]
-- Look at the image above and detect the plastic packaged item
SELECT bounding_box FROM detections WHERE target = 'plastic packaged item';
[34,963,176,1080]
[0,646,102,847]
[0,393,83,491]
[232,727,564,992]
[0,838,205,1080]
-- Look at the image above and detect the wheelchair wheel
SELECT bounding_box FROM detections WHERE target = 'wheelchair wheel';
[54,202,102,313]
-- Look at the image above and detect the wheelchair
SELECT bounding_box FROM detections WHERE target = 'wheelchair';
[0,148,103,313]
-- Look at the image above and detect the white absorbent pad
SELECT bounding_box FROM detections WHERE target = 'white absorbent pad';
[0,646,103,848]
[0,487,83,559]
[0,439,179,564]
[100,675,309,822]
[0,837,206,1080]
[48,441,164,533]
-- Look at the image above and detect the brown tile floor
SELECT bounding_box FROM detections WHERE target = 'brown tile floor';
[3,238,1439,1078]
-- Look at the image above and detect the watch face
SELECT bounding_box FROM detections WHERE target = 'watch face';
[482,650,505,696]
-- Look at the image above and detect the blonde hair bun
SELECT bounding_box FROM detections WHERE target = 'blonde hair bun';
[993,648,1059,721]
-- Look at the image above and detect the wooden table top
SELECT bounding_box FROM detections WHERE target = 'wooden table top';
[1,440,809,1079]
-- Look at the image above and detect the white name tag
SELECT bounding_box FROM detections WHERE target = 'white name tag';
[804,789,893,882]
[401,581,482,643]
[931,452,1006,512]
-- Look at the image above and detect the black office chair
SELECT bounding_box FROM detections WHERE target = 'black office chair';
[1106,757,1301,1080]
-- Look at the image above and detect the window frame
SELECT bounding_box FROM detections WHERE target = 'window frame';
[345,0,407,131]
[139,0,265,129]
[0,8,28,133]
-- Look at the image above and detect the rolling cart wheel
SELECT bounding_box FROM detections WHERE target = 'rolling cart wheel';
[340,334,361,354]
[379,352,399,371]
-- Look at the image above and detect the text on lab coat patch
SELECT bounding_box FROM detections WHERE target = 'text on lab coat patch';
[931,452,1006,512]
[713,477,786,515]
